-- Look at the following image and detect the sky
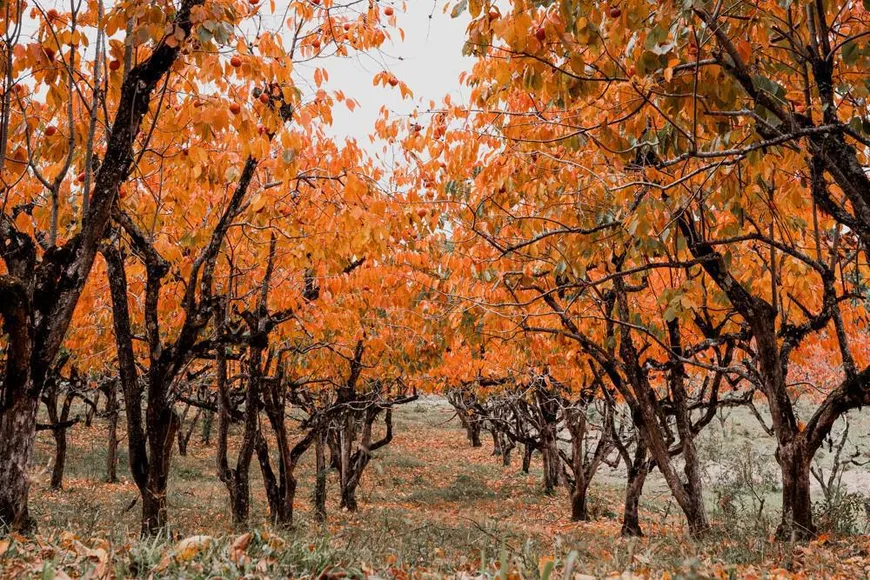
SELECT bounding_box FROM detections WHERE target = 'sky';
[308,1,473,144]
[248,0,475,146]
[22,0,475,147]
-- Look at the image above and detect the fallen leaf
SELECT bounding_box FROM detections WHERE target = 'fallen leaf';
[230,532,252,562]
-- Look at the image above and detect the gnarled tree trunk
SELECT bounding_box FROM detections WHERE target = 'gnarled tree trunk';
[0,393,39,531]
[521,444,534,473]
[621,439,649,537]
[777,441,815,540]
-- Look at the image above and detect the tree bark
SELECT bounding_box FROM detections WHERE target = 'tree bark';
[216,300,261,526]
[104,380,119,483]
[571,480,589,521]
[341,481,359,512]
[49,404,71,490]
[103,244,150,527]
[568,412,589,521]
[490,428,502,457]
[337,404,399,513]
[777,442,816,540]
[0,393,38,531]
[540,421,562,493]
[50,432,67,490]
[176,405,200,457]
[522,444,533,473]
[314,429,327,522]
[255,433,282,522]
[468,421,482,447]
[501,435,514,467]
[200,410,213,446]
[621,440,648,537]
[142,402,179,536]
[83,392,98,427]
[611,277,710,537]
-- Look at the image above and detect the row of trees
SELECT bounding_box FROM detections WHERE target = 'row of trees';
[0,0,435,535]
[2,0,870,544]
[392,0,870,540]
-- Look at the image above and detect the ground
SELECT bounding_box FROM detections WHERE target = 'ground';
[2,397,870,578]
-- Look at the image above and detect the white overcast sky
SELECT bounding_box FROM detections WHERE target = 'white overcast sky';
[254,0,474,145]
[310,1,473,144]
[25,0,474,147]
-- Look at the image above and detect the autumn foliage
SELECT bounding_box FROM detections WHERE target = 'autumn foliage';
[2,0,870,575]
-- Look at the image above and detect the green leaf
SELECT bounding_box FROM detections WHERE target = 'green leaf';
[841,40,860,65]
[451,0,468,18]
[41,561,55,580]
[541,559,555,580]
[196,26,213,45]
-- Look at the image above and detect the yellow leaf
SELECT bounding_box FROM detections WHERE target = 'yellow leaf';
[156,535,213,571]
[230,532,253,562]
[175,534,212,561]
[250,193,267,213]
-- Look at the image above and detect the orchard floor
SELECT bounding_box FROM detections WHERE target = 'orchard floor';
[3,398,870,578]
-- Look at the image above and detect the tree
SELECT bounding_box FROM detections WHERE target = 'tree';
[42,0,408,535]
[0,0,204,531]
[417,0,870,539]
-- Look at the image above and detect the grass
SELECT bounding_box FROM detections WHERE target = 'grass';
[3,398,870,577]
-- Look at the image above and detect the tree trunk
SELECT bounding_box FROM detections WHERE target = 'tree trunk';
[314,430,327,522]
[218,361,259,526]
[176,405,191,456]
[341,480,359,512]
[139,366,181,536]
[176,407,200,457]
[50,428,67,490]
[45,387,74,491]
[105,380,119,483]
[0,393,38,531]
[468,421,482,447]
[282,476,298,526]
[777,442,816,540]
[141,487,168,536]
[501,436,514,467]
[84,391,99,427]
[569,414,589,521]
[541,427,561,494]
[104,244,150,530]
[490,428,502,456]
[230,472,250,524]
[200,410,213,446]
[621,441,648,537]
[612,283,710,538]
[141,406,179,536]
[337,405,394,513]
[255,434,281,523]
[571,480,589,521]
[522,444,533,473]
[339,411,355,508]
